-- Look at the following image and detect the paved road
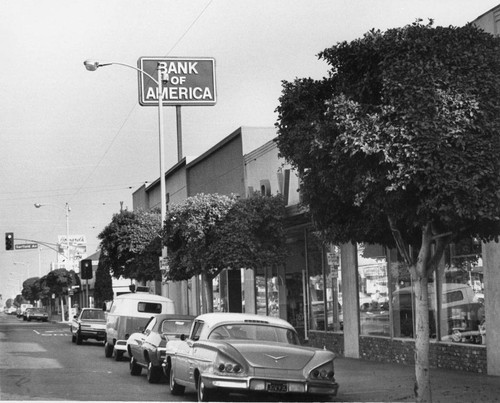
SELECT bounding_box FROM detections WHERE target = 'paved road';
[0,313,196,401]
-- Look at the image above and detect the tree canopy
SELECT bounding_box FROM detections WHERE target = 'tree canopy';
[275,21,500,402]
[163,193,287,312]
[98,209,162,282]
[276,21,500,252]
[163,193,236,282]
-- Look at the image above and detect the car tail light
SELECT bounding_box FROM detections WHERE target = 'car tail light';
[309,361,335,381]
[215,355,245,376]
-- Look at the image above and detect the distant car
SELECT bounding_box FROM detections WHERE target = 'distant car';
[70,308,106,345]
[25,307,49,322]
[127,314,194,383]
[167,312,339,402]
[18,303,33,319]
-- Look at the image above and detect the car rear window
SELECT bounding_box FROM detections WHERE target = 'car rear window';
[161,319,193,335]
[81,310,106,320]
[137,302,162,314]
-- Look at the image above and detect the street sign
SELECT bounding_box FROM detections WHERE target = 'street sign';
[137,57,216,106]
[15,243,38,250]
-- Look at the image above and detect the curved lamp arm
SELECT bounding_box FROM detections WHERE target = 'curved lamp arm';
[83,59,159,85]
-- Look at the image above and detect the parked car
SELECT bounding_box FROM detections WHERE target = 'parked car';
[18,303,33,319]
[70,308,106,345]
[104,292,175,361]
[127,314,194,383]
[167,312,339,402]
[25,307,49,322]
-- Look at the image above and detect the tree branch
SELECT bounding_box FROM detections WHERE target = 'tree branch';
[388,215,413,266]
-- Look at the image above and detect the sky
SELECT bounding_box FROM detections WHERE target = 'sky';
[1,0,497,303]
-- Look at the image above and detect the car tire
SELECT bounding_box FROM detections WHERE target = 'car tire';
[169,366,185,395]
[147,362,162,383]
[197,375,216,402]
[113,348,124,361]
[27,318,31,322]
[163,358,171,379]
[130,357,142,376]
[104,342,113,358]
[76,331,83,345]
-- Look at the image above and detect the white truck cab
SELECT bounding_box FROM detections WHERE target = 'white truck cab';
[104,292,175,361]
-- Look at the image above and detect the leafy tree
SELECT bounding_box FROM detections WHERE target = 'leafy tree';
[13,294,27,307]
[21,277,41,303]
[163,193,287,313]
[98,209,162,283]
[94,255,114,308]
[163,193,236,312]
[210,193,288,271]
[45,269,73,297]
[275,21,500,402]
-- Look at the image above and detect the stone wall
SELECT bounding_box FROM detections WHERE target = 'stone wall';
[308,332,487,373]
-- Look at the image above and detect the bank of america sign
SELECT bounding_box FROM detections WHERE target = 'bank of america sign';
[138,57,216,106]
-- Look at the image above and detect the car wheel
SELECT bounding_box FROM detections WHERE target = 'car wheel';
[104,342,113,358]
[113,348,124,361]
[130,357,142,376]
[163,358,171,378]
[197,375,216,402]
[76,331,83,345]
[147,362,162,383]
[169,366,185,395]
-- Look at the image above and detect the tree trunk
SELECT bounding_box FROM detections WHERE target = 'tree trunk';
[201,272,214,313]
[413,225,433,403]
[413,269,431,402]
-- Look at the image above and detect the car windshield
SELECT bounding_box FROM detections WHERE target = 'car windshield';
[208,323,300,345]
[161,319,193,335]
[32,308,45,313]
[81,310,106,320]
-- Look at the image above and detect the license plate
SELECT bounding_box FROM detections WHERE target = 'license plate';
[267,382,288,393]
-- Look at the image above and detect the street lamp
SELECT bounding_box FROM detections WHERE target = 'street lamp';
[83,59,168,257]
[34,203,71,270]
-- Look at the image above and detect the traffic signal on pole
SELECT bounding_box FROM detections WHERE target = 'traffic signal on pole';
[5,232,14,251]
[80,259,93,279]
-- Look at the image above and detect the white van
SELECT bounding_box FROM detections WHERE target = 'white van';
[104,292,175,361]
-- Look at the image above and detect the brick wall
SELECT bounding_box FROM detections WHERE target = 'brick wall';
[308,331,487,373]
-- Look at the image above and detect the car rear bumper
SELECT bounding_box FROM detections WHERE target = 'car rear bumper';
[202,374,339,397]
[81,330,106,339]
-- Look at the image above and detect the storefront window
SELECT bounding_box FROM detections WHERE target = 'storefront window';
[255,267,280,317]
[358,244,390,336]
[439,238,485,344]
[307,231,342,332]
[387,238,483,344]
[388,248,414,338]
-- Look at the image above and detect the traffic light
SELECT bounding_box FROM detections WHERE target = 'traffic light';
[80,259,93,279]
[5,232,14,251]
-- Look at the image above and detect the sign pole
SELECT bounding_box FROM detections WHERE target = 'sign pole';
[176,105,182,161]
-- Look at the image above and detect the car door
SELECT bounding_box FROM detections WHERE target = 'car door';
[132,317,156,365]
[174,320,204,385]
[142,319,163,364]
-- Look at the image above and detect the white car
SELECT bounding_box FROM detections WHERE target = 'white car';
[70,308,106,345]
[167,312,339,402]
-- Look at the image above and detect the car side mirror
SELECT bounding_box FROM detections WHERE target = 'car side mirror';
[180,334,186,341]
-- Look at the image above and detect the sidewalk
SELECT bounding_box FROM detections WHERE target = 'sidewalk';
[333,357,500,402]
